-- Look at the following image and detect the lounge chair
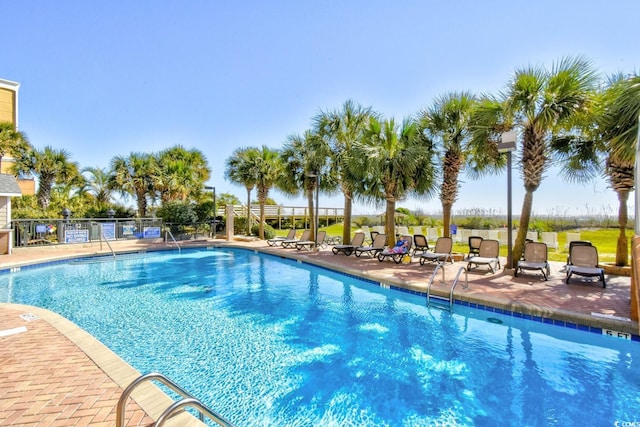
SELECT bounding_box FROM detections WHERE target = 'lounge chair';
[354,233,387,258]
[468,236,483,259]
[412,234,430,256]
[467,239,501,273]
[566,244,605,288]
[332,232,365,256]
[377,235,412,264]
[296,230,327,250]
[566,240,592,267]
[267,229,296,246]
[419,237,453,265]
[515,241,550,280]
[281,229,310,248]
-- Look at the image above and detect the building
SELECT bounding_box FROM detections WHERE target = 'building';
[0,78,35,195]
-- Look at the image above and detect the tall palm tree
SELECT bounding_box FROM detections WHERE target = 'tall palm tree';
[254,146,284,239]
[419,91,477,237]
[598,74,640,266]
[225,147,259,235]
[314,100,376,243]
[12,146,82,209]
[471,57,598,266]
[0,121,30,172]
[280,131,333,243]
[108,152,157,217]
[355,117,437,246]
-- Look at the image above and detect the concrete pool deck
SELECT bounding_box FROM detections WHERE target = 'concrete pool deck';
[0,237,637,425]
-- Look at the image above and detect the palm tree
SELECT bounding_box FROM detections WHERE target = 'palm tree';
[355,117,437,246]
[225,147,259,235]
[0,122,30,172]
[12,146,82,209]
[254,146,284,239]
[314,100,376,243]
[108,152,157,217]
[419,91,477,238]
[598,74,640,266]
[471,57,598,266]
[156,146,210,203]
[280,131,333,243]
[82,166,114,208]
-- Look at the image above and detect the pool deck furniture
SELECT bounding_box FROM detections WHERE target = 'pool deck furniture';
[515,241,551,281]
[377,235,412,264]
[0,237,636,426]
[267,229,296,246]
[467,239,501,273]
[332,232,365,256]
[566,244,606,288]
[419,237,454,266]
[354,233,387,258]
[296,231,327,250]
[281,229,310,248]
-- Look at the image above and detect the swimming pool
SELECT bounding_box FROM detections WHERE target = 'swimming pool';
[1,247,639,426]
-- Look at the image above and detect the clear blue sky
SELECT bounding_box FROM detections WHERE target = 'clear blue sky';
[2,1,638,217]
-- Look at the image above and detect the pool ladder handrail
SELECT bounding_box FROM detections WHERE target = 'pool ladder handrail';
[165,229,181,253]
[426,265,469,311]
[116,372,234,427]
[99,230,116,259]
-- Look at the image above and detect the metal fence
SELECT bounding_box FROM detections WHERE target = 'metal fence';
[11,218,171,247]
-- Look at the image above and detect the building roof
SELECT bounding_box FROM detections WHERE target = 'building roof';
[0,174,22,197]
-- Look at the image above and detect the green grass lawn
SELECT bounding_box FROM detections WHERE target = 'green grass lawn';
[275,224,628,264]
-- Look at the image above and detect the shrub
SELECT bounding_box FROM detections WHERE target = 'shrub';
[251,223,276,239]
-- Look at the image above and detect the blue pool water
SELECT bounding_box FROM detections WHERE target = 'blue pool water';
[1,247,639,426]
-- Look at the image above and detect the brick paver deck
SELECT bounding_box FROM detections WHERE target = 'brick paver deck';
[0,237,637,425]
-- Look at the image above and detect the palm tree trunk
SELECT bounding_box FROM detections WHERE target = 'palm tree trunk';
[37,175,53,210]
[512,189,534,268]
[343,191,352,244]
[442,203,452,238]
[258,191,266,240]
[616,189,629,266]
[245,186,252,236]
[385,198,396,247]
[307,186,315,242]
[136,188,148,217]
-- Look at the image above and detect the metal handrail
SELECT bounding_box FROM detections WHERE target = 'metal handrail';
[448,267,469,311]
[155,398,234,427]
[116,372,234,427]
[165,229,181,253]
[99,231,116,259]
[426,264,446,307]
